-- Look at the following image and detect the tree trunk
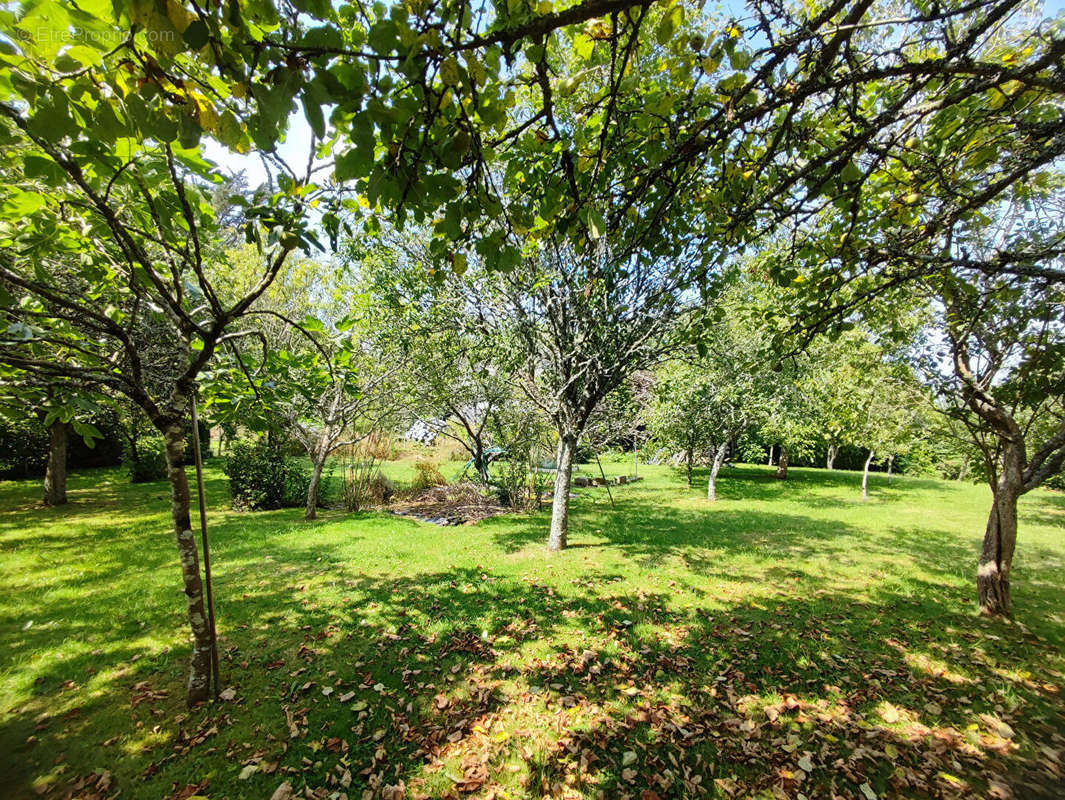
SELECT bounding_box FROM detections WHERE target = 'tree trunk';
[826,444,837,470]
[958,454,969,482]
[43,420,69,506]
[474,437,489,483]
[548,435,576,551]
[686,446,693,486]
[767,444,774,466]
[886,454,895,482]
[774,446,788,479]
[862,448,875,500]
[978,490,1019,616]
[707,443,727,501]
[978,442,1024,616]
[305,454,327,521]
[161,416,213,706]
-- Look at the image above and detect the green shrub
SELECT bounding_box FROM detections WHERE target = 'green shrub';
[341,458,393,511]
[411,460,447,491]
[126,435,168,483]
[224,440,308,510]
[124,420,211,484]
[573,442,595,463]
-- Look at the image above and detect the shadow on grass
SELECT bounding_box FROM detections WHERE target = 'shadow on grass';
[1,466,1064,799]
[9,563,1062,798]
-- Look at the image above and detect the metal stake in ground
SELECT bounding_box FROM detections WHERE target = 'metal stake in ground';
[191,395,221,699]
[594,451,615,508]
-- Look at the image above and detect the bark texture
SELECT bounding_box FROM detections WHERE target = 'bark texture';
[978,491,1018,616]
[162,416,213,706]
[862,449,875,500]
[305,454,327,521]
[43,420,68,506]
[774,446,789,479]
[826,444,837,470]
[707,443,727,501]
[978,443,1024,615]
[548,436,576,551]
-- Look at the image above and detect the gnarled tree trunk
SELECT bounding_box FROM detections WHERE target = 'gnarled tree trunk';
[160,413,213,706]
[826,443,837,470]
[774,446,788,479]
[548,435,576,551]
[978,443,1024,616]
[861,448,875,500]
[707,442,727,501]
[43,420,69,506]
[977,491,1018,616]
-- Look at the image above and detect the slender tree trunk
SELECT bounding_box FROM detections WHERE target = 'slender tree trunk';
[958,454,969,482]
[767,444,774,466]
[886,454,895,482]
[548,435,576,551]
[474,437,489,483]
[43,420,69,506]
[826,443,837,470]
[707,443,727,501]
[160,414,213,706]
[305,453,327,521]
[686,446,693,486]
[862,448,875,500]
[775,446,789,479]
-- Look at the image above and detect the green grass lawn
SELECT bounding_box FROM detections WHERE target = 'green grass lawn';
[1,461,1063,799]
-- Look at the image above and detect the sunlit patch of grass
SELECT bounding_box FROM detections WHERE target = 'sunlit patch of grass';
[2,462,1064,798]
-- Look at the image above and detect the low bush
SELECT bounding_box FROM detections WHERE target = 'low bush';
[341,457,394,511]
[224,440,308,510]
[573,442,595,464]
[126,435,168,483]
[411,460,447,491]
[490,457,548,511]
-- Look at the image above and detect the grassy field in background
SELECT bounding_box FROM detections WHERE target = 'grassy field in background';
[1,459,1063,799]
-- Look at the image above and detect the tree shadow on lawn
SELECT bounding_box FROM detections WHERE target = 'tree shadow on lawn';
[488,493,977,578]
[8,559,1063,800]
[3,470,1064,799]
[658,463,959,505]
[1020,489,1065,530]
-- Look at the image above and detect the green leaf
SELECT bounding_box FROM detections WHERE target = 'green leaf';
[178,112,201,149]
[585,208,606,239]
[574,34,595,60]
[182,19,210,49]
[71,419,102,447]
[655,15,675,46]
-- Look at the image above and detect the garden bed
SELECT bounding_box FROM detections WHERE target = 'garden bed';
[389,483,508,526]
